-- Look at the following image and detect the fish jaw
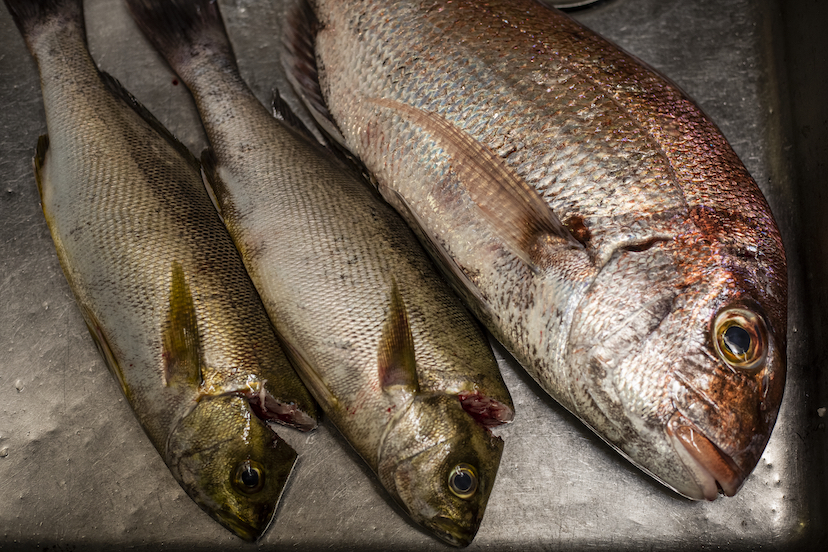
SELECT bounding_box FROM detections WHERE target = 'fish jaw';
[166,395,297,541]
[378,394,504,547]
[666,413,744,500]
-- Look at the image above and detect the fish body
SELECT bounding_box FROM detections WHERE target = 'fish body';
[4,0,318,540]
[286,0,788,500]
[126,0,514,546]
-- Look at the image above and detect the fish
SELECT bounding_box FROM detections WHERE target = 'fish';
[3,0,319,540]
[125,0,515,546]
[283,0,788,501]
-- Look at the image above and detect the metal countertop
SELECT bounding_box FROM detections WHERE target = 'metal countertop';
[1,0,825,550]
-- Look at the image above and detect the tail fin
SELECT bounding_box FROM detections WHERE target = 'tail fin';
[3,0,84,53]
[125,0,236,77]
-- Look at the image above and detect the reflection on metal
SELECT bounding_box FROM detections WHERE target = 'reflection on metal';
[0,0,823,550]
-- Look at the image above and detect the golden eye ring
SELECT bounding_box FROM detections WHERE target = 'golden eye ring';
[712,308,767,371]
[234,460,265,494]
[448,463,478,499]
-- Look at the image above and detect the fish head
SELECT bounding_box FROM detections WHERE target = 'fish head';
[377,394,504,547]
[166,394,297,541]
[566,236,786,500]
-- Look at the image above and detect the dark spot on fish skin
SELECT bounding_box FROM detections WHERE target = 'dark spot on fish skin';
[172,78,179,86]
[564,215,591,245]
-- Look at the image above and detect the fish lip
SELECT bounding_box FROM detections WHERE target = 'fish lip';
[667,413,745,501]
[426,515,475,548]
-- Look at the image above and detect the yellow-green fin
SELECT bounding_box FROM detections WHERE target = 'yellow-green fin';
[162,261,203,389]
[370,97,583,273]
[377,279,419,394]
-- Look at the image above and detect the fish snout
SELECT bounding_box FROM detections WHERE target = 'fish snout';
[666,412,745,500]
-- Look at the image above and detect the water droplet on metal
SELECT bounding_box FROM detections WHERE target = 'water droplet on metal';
[0,448,9,458]
[14,380,23,392]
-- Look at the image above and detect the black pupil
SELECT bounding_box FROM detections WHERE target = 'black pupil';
[452,471,473,492]
[241,467,259,488]
[723,325,751,356]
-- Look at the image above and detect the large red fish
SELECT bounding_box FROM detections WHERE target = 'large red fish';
[285,0,788,500]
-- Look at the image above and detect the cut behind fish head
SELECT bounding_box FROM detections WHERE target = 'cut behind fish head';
[566,238,785,500]
[377,394,503,547]
[166,394,297,541]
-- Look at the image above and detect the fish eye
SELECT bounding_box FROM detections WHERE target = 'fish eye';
[712,308,767,370]
[447,463,478,499]
[234,460,265,494]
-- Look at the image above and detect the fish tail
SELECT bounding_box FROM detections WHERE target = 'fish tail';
[3,0,84,54]
[125,0,235,79]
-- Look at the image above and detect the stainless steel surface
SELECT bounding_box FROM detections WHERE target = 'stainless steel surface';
[0,0,824,550]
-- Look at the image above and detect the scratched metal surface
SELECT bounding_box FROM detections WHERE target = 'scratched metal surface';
[0,0,824,550]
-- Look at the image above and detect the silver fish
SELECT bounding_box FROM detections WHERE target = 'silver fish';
[285,0,788,501]
[125,0,514,546]
[4,0,318,540]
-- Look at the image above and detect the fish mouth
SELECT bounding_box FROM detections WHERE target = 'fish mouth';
[426,515,475,548]
[667,413,745,500]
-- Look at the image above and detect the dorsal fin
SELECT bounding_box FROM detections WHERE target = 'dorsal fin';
[369,98,584,272]
[278,336,339,415]
[282,0,348,147]
[79,304,133,403]
[199,148,227,223]
[271,87,319,142]
[162,261,203,389]
[99,71,200,172]
[377,279,420,394]
[390,189,494,320]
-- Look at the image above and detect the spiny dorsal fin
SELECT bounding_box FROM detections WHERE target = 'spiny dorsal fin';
[390,189,493,319]
[378,279,420,394]
[271,87,318,141]
[162,261,203,389]
[98,71,200,172]
[370,98,583,272]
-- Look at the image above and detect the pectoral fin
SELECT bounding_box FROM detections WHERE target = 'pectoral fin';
[162,261,203,389]
[370,98,583,273]
[378,280,420,394]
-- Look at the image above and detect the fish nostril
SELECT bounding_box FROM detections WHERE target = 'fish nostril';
[564,215,591,245]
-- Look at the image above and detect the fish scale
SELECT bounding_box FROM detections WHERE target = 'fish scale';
[125,0,515,545]
[290,0,787,502]
[4,0,318,540]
